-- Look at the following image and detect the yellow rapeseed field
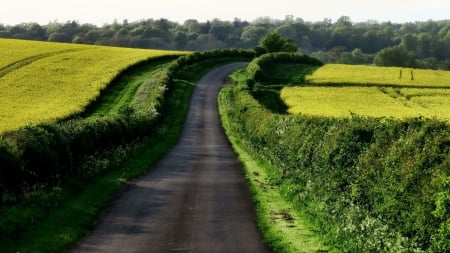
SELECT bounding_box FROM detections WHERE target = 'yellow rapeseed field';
[306,64,450,88]
[0,38,184,134]
[0,38,90,71]
[281,87,443,119]
[282,64,450,120]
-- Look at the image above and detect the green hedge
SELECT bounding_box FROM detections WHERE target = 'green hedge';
[0,49,255,203]
[246,52,323,89]
[222,53,450,252]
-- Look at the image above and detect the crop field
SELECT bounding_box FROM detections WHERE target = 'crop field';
[306,64,450,88]
[0,38,183,134]
[0,39,89,71]
[282,64,450,120]
[281,86,445,118]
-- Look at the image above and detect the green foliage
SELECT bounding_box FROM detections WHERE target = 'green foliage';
[244,52,322,113]
[257,32,298,53]
[219,88,329,252]
[82,55,179,117]
[247,52,322,85]
[222,53,450,252]
[0,138,21,196]
[3,18,450,69]
[374,45,417,67]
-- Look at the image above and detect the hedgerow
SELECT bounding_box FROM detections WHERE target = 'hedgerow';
[221,52,450,252]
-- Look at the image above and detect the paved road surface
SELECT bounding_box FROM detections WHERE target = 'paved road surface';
[69,63,271,253]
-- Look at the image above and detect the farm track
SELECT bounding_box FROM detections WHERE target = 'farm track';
[69,63,271,253]
[0,48,85,78]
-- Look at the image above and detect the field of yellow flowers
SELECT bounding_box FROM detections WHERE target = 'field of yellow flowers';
[282,64,450,120]
[0,38,182,133]
[306,64,450,88]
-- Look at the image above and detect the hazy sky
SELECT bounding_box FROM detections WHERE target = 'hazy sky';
[1,0,449,25]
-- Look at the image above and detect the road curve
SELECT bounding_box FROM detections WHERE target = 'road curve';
[69,63,271,253]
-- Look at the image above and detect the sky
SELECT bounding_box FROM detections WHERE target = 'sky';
[1,0,449,26]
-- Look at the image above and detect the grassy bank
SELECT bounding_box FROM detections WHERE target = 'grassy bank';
[219,85,329,253]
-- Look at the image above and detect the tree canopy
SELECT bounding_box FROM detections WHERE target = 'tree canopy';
[373,45,416,67]
[257,32,298,53]
[1,16,450,69]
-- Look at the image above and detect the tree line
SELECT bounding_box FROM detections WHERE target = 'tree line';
[1,16,450,69]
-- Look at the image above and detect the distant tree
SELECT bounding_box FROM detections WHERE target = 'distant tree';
[0,28,10,38]
[240,25,268,47]
[322,18,333,28]
[335,16,352,27]
[310,50,333,63]
[8,25,27,38]
[257,32,298,53]
[2,16,450,69]
[274,25,297,40]
[417,33,433,57]
[374,45,416,67]
[184,19,201,34]
[401,33,418,51]
[339,51,355,64]
[328,46,347,62]
[209,22,233,41]
[416,57,439,69]
[351,48,370,63]
[174,31,188,49]
[72,35,84,44]
[339,48,370,64]
[48,32,69,42]
[27,23,46,40]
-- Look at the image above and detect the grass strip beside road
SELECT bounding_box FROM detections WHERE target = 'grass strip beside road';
[82,56,179,117]
[219,85,329,253]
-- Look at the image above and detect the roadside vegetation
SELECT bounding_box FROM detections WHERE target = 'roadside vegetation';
[0,45,255,252]
[218,52,450,252]
[219,82,329,253]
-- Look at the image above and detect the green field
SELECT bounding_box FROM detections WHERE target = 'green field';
[0,38,183,134]
[282,64,450,120]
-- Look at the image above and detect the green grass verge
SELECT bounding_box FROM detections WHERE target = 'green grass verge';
[82,56,179,117]
[218,85,329,253]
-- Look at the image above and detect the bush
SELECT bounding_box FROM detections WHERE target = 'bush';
[246,52,323,88]
[258,32,298,53]
[0,138,21,197]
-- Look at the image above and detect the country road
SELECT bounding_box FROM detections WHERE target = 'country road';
[69,63,271,253]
